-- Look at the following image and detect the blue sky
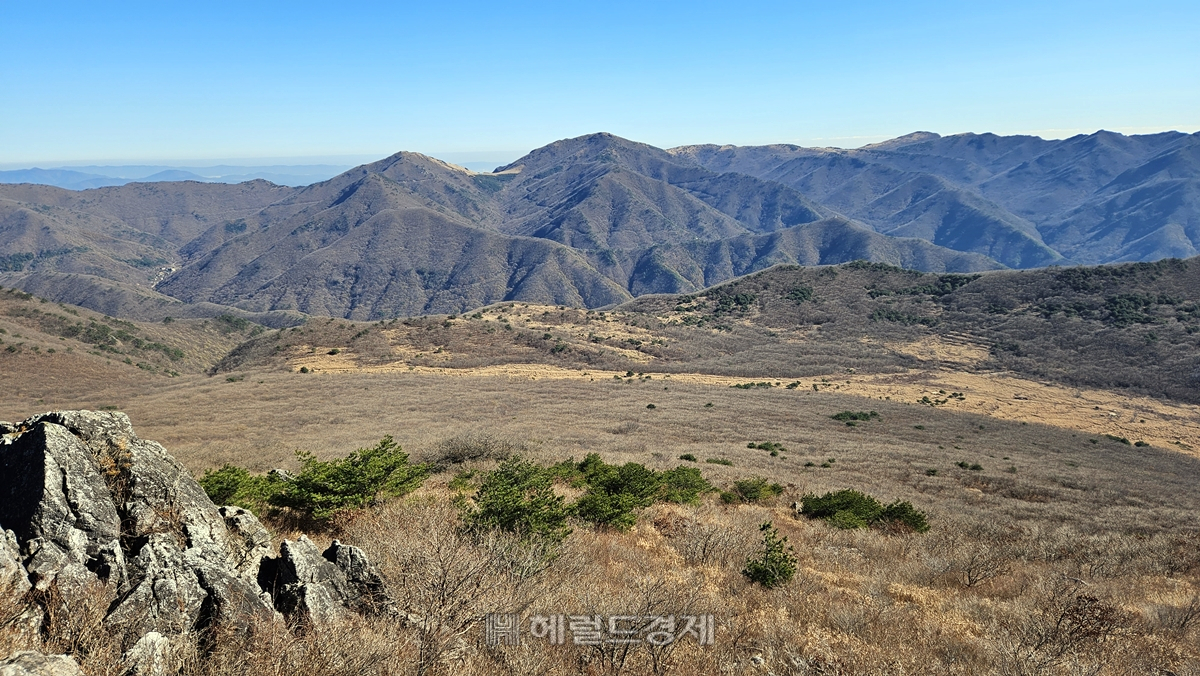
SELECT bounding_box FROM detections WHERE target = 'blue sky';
[2,0,1197,166]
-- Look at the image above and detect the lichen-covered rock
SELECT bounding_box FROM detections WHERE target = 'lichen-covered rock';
[0,421,123,591]
[0,410,393,639]
[0,411,274,637]
[219,506,272,579]
[0,651,83,676]
[120,631,171,676]
[1,529,30,596]
[106,534,208,635]
[260,535,351,624]
[322,540,393,613]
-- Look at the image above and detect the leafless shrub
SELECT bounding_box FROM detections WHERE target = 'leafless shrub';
[1149,594,1200,632]
[342,501,555,675]
[608,421,640,435]
[36,580,129,674]
[999,579,1128,676]
[429,433,529,467]
[930,521,1020,588]
[662,512,757,569]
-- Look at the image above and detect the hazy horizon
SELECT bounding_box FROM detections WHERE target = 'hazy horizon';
[4,126,1198,173]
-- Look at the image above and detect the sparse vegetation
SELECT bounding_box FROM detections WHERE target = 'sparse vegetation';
[800,489,930,533]
[742,521,797,588]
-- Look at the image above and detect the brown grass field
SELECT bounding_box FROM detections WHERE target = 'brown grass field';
[2,284,1200,674]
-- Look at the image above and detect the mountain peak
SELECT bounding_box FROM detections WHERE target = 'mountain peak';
[860,132,942,150]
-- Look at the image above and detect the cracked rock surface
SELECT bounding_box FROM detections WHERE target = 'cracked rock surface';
[0,410,393,654]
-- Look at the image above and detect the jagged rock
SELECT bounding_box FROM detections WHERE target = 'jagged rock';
[193,560,279,630]
[322,540,393,613]
[0,422,14,435]
[219,506,272,579]
[0,411,275,638]
[1,528,30,596]
[120,632,170,676]
[106,534,208,635]
[0,410,391,640]
[258,536,395,624]
[0,528,42,638]
[0,652,83,676]
[0,420,123,591]
[260,535,351,624]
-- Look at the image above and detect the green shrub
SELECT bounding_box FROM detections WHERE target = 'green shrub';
[801,489,882,522]
[879,500,930,533]
[574,456,663,530]
[678,453,698,462]
[742,522,797,588]
[828,509,868,530]
[727,477,784,503]
[462,456,571,546]
[705,457,733,466]
[573,491,644,530]
[572,454,712,529]
[198,464,285,514]
[270,436,429,519]
[799,489,929,533]
[660,466,713,504]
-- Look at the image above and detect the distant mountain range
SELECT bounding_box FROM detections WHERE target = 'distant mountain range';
[0,164,354,189]
[1,131,1197,319]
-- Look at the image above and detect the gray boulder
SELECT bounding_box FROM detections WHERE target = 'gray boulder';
[322,540,393,614]
[1,529,30,596]
[0,652,83,676]
[219,506,272,579]
[260,535,351,624]
[120,631,170,676]
[0,421,123,592]
[0,411,275,637]
[0,410,394,639]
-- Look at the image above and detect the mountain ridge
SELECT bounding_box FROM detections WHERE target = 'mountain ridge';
[1,130,1198,319]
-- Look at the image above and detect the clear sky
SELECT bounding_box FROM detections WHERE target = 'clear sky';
[2,0,1198,166]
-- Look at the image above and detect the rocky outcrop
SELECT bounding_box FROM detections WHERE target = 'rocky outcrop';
[257,536,394,624]
[0,410,392,649]
[322,540,393,614]
[0,652,83,676]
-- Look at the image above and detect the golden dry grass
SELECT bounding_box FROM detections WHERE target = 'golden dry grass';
[3,291,1200,674]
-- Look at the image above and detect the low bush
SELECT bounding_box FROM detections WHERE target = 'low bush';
[743,522,797,588]
[198,465,285,513]
[271,436,430,519]
[800,489,929,533]
[572,454,713,530]
[722,477,784,504]
[198,436,430,520]
[831,411,879,422]
[461,456,571,546]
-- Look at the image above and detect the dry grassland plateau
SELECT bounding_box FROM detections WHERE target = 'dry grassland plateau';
[1,265,1199,675]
